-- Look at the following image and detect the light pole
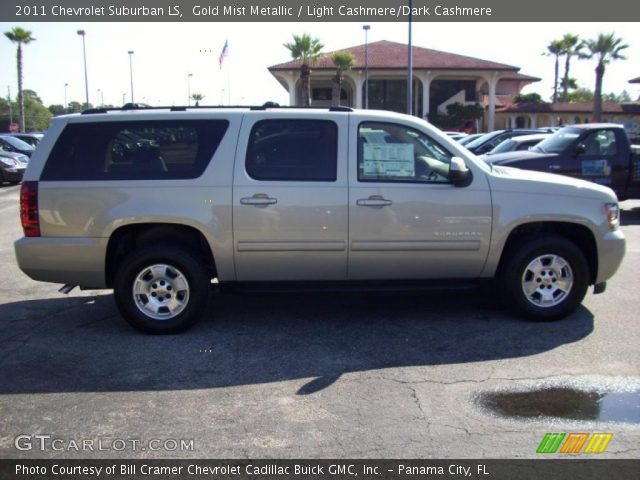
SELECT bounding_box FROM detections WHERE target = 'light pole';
[77,30,89,109]
[64,83,68,110]
[128,50,135,103]
[406,0,413,115]
[97,88,101,107]
[122,93,126,105]
[187,73,193,106]
[363,25,370,109]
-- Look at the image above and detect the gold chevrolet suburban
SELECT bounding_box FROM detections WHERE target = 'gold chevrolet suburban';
[15,106,626,333]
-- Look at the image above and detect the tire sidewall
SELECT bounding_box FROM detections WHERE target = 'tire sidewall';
[114,244,209,333]
[502,236,589,321]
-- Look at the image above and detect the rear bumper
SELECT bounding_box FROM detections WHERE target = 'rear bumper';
[596,229,626,284]
[14,236,108,289]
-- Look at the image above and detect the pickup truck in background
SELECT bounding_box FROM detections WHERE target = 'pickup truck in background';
[484,124,640,200]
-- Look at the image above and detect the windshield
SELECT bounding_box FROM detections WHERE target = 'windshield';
[1,135,34,150]
[531,128,580,154]
[464,131,502,149]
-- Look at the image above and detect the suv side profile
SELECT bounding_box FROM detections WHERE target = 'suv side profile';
[15,106,625,333]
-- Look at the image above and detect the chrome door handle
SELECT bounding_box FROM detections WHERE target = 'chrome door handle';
[240,194,277,206]
[548,165,561,170]
[357,196,392,207]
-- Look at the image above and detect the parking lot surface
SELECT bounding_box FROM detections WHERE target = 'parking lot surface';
[0,183,638,458]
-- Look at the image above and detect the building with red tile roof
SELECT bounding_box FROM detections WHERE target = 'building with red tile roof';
[269,40,540,131]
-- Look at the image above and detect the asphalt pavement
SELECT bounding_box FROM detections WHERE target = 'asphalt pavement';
[0,183,638,459]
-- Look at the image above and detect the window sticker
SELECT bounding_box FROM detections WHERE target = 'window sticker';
[363,143,415,177]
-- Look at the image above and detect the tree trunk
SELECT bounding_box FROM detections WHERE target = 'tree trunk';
[17,44,25,133]
[331,72,342,107]
[300,64,311,106]
[593,62,605,122]
[552,55,559,103]
[561,54,571,102]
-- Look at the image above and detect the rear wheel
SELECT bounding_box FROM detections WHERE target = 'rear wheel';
[114,243,210,333]
[499,235,589,321]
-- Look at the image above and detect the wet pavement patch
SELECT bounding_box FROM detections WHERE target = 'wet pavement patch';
[478,387,640,423]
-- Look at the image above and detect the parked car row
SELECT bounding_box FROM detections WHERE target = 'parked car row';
[450,124,639,200]
[0,133,42,185]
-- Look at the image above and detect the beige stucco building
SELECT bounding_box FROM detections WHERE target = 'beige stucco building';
[269,40,539,131]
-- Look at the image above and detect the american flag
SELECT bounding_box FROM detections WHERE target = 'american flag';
[219,40,229,69]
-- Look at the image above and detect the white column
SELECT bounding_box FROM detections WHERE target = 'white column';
[418,72,433,120]
[353,73,364,109]
[276,71,298,106]
[510,115,517,129]
[487,71,500,132]
[529,115,537,128]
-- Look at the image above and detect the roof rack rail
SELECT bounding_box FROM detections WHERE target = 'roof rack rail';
[81,104,354,115]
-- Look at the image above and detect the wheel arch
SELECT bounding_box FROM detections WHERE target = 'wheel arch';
[105,223,217,288]
[495,221,598,285]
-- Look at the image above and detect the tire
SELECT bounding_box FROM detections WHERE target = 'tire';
[499,234,589,321]
[113,243,210,333]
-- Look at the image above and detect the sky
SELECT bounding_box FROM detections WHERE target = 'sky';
[1,22,639,108]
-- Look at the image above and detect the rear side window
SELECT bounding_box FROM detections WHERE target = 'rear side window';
[245,119,337,181]
[41,120,228,181]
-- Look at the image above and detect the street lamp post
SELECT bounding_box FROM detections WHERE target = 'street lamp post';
[122,93,126,105]
[64,83,68,109]
[77,30,89,109]
[363,25,370,109]
[97,88,101,107]
[128,50,135,103]
[187,73,193,106]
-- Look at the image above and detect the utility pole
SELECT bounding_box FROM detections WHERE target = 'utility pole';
[406,0,413,116]
[363,25,370,109]
[128,50,135,103]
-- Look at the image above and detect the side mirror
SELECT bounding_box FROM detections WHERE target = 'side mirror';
[573,143,586,156]
[449,157,472,187]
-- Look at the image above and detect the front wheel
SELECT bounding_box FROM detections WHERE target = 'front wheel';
[114,244,210,333]
[499,235,589,321]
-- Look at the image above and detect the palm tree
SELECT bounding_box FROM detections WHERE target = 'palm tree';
[190,93,205,106]
[559,34,584,102]
[544,39,564,103]
[583,33,628,122]
[4,26,36,132]
[283,33,324,106]
[330,51,355,107]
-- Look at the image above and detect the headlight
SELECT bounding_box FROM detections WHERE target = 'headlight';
[605,202,620,230]
[0,157,16,168]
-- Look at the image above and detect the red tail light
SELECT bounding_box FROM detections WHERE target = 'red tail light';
[20,181,40,237]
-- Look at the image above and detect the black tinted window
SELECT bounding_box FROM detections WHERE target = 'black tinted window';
[246,119,337,181]
[42,120,228,181]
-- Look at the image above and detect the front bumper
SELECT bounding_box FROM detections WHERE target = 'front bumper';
[1,168,25,183]
[596,229,626,284]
